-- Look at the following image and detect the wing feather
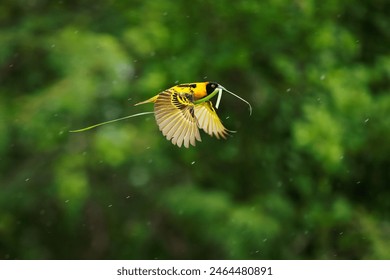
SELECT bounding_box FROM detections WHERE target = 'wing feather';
[154,90,201,147]
[194,101,230,139]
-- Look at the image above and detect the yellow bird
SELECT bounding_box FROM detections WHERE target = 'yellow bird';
[71,82,252,148]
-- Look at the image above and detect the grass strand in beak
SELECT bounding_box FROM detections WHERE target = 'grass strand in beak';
[69,111,154,132]
[219,85,252,115]
[215,88,222,109]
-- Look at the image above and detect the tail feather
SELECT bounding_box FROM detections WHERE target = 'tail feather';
[134,95,158,106]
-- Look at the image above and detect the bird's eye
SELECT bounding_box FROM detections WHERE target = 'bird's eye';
[206,82,219,95]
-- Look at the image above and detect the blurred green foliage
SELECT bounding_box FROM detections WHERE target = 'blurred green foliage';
[1,0,389,259]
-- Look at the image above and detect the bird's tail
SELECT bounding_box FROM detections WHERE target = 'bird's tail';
[134,95,158,106]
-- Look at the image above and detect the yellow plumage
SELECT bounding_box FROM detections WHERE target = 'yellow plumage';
[71,81,251,148]
[135,87,229,148]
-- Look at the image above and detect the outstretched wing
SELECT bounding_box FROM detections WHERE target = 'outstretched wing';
[154,90,201,148]
[194,101,230,139]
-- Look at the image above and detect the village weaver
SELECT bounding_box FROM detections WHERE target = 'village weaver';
[70,82,252,148]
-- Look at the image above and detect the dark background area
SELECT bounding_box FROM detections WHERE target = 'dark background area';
[1,0,389,259]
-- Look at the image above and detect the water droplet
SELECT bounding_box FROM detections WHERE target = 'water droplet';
[364,118,369,123]
[191,161,196,165]
[108,204,113,208]
[286,88,291,92]
[25,178,30,182]
[65,200,69,203]
[320,74,326,80]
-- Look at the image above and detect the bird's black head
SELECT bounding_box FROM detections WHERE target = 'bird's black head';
[206,82,219,95]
